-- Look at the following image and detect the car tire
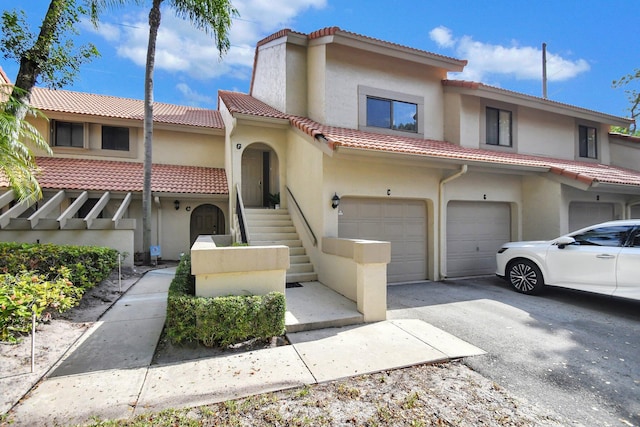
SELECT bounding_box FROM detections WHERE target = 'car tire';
[507,259,544,295]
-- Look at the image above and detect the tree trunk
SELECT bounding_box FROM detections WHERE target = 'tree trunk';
[10,0,69,120]
[142,0,162,265]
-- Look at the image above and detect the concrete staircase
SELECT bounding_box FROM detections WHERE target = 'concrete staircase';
[244,208,318,283]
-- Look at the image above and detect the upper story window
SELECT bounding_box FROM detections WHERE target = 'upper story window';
[486,107,512,147]
[358,86,423,137]
[52,120,84,148]
[102,126,130,151]
[578,125,597,159]
[366,97,417,132]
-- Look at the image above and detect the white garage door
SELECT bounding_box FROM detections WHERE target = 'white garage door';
[569,202,614,232]
[447,201,511,277]
[338,198,427,283]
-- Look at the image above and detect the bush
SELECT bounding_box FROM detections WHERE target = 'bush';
[166,254,286,347]
[0,242,118,290]
[0,268,84,342]
[0,242,119,342]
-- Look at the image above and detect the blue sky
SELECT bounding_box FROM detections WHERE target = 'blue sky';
[1,0,638,119]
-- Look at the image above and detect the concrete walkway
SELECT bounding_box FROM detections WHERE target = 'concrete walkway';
[6,268,485,426]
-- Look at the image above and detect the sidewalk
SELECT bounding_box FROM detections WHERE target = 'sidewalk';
[6,268,485,426]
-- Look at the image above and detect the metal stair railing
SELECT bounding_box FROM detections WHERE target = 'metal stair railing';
[235,184,250,244]
[285,186,318,247]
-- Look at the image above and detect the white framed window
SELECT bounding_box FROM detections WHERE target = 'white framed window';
[358,86,423,137]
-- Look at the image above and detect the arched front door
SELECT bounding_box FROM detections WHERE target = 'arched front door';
[190,204,225,245]
[241,144,279,208]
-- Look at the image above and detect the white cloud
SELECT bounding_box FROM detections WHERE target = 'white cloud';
[429,26,454,48]
[430,26,590,83]
[96,0,327,81]
[176,82,215,105]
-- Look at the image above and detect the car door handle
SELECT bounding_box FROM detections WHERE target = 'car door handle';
[596,254,615,259]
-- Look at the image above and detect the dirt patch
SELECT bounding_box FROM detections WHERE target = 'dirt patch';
[0,265,158,415]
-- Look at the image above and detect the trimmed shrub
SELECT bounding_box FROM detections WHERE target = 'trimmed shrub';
[0,242,118,290]
[0,242,119,342]
[0,268,84,342]
[166,254,286,347]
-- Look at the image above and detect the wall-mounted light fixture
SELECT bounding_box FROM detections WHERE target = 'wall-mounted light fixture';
[236,143,242,150]
[331,193,341,209]
[174,200,180,210]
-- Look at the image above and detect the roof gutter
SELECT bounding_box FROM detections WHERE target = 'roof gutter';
[438,164,468,280]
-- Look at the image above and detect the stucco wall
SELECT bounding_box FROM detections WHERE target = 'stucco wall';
[322,45,446,140]
[251,41,288,113]
[285,43,308,117]
[517,107,576,159]
[522,175,562,240]
[153,129,225,167]
[307,44,327,124]
[610,139,640,172]
[454,96,614,164]
[128,197,228,261]
[28,113,223,167]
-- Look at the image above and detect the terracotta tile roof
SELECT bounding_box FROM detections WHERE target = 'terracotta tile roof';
[219,91,640,189]
[0,157,228,195]
[307,27,467,67]
[219,90,288,119]
[443,80,632,125]
[29,88,224,129]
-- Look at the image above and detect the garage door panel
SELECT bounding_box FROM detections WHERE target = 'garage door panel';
[569,202,614,231]
[339,198,427,283]
[447,201,511,277]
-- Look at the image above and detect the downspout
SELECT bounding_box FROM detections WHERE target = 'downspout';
[438,165,468,280]
[154,196,162,252]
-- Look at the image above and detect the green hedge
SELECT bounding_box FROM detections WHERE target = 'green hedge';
[0,268,84,342]
[0,242,119,342]
[166,254,286,347]
[0,242,118,290]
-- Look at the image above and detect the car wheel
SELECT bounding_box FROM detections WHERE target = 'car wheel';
[507,259,544,295]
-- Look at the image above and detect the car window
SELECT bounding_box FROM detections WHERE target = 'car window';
[572,226,632,247]
[629,229,640,248]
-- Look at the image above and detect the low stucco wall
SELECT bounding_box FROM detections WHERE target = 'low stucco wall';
[191,235,289,298]
[321,237,390,322]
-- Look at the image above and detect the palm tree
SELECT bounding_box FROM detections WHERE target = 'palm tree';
[140,0,237,264]
[0,84,52,202]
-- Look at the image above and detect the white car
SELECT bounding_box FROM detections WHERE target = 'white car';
[496,220,640,300]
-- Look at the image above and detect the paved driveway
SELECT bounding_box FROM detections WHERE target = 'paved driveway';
[387,276,640,426]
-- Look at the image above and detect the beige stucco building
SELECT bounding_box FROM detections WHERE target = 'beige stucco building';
[1,26,639,285]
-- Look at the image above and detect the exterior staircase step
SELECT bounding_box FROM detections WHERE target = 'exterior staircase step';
[245,208,317,283]
[287,263,315,274]
[286,272,318,283]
